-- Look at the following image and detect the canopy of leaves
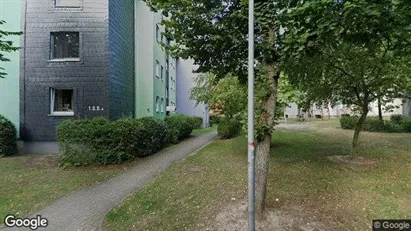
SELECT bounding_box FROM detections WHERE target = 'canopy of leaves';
[144,0,285,81]
[282,0,411,111]
[0,20,22,79]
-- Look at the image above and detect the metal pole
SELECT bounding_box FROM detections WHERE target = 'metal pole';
[247,0,255,230]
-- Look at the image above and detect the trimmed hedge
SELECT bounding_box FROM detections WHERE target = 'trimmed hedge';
[0,114,18,156]
[57,117,170,167]
[217,118,242,139]
[190,117,203,129]
[340,116,409,133]
[165,114,194,143]
[391,114,405,124]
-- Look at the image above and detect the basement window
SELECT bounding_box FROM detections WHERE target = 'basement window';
[55,0,81,8]
[50,32,80,60]
[50,89,74,116]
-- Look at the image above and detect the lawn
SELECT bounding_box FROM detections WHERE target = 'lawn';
[0,126,215,224]
[191,125,216,136]
[0,155,131,224]
[105,120,411,230]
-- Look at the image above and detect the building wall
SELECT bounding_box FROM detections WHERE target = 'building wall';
[0,0,21,131]
[152,11,167,120]
[403,99,411,116]
[135,0,154,118]
[21,0,110,141]
[108,0,135,119]
[176,58,209,127]
[135,1,169,119]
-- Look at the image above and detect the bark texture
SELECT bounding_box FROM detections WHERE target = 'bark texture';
[378,97,383,121]
[353,108,369,148]
[255,66,278,216]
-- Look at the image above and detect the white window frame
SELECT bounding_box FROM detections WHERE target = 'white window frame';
[160,65,164,81]
[50,88,74,116]
[161,98,164,113]
[156,24,160,41]
[156,96,160,112]
[55,0,82,8]
[156,60,160,78]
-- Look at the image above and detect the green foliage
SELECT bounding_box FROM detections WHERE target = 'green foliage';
[391,114,405,124]
[0,20,22,79]
[340,116,359,130]
[57,117,170,166]
[217,118,242,140]
[0,114,18,156]
[209,116,220,126]
[165,114,194,143]
[190,117,203,129]
[191,73,247,119]
[400,117,411,133]
[340,116,407,133]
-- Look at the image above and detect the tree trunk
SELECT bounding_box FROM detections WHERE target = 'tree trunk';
[352,108,369,149]
[255,69,278,217]
[378,97,383,121]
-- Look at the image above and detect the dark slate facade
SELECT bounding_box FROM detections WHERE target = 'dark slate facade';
[20,0,135,141]
[108,0,135,119]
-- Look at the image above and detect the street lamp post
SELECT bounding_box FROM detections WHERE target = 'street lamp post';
[247,0,255,231]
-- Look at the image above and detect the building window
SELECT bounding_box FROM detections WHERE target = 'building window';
[156,96,160,112]
[50,88,74,116]
[55,0,81,8]
[156,60,160,78]
[50,32,79,60]
[160,65,164,81]
[156,24,160,41]
[161,98,164,113]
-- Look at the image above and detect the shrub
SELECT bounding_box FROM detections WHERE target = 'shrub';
[165,114,194,142]
[339,116,359,129]
[363,118,385,132]
[210,116,221,126]
[57,117,171,167]
[391,114,405,124]
[217,118,242,139]
[0,115,18,156]
[401,117,411,132]
[190,117,203,129]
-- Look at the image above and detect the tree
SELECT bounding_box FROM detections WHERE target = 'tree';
[283,0,411,148]
[144,0,286,214]
[190,73,247,119]
[0,20,22,79]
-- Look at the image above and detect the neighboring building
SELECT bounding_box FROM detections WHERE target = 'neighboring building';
[0,0,206,147]
[135,1,176,119]
[403,98,411,116]
[0,0,21,132]
[176,59,210,127]
[285,99,405,119]
[19,0,135,141]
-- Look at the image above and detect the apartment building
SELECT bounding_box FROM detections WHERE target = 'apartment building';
[135,1,177,119]
[0,0,205,145]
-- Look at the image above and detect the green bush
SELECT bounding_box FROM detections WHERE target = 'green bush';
[339,116,359,129]
[165,114,194,143]
[217,118,242,139]
[340,116,405,133]
[190,117,203,129]
[210,116,221,126]
[57,117,171,167]
[0,115,18,156]
[391,114,405,124]
[401,117,411,132]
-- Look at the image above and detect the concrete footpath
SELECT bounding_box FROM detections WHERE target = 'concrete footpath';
[3,131,217,231]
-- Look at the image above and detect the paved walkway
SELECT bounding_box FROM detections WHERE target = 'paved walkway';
[3,132,217,231]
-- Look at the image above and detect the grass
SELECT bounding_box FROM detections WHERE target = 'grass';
[190,125,216,136]
[0,155,132,224]
[105,120,411,230]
